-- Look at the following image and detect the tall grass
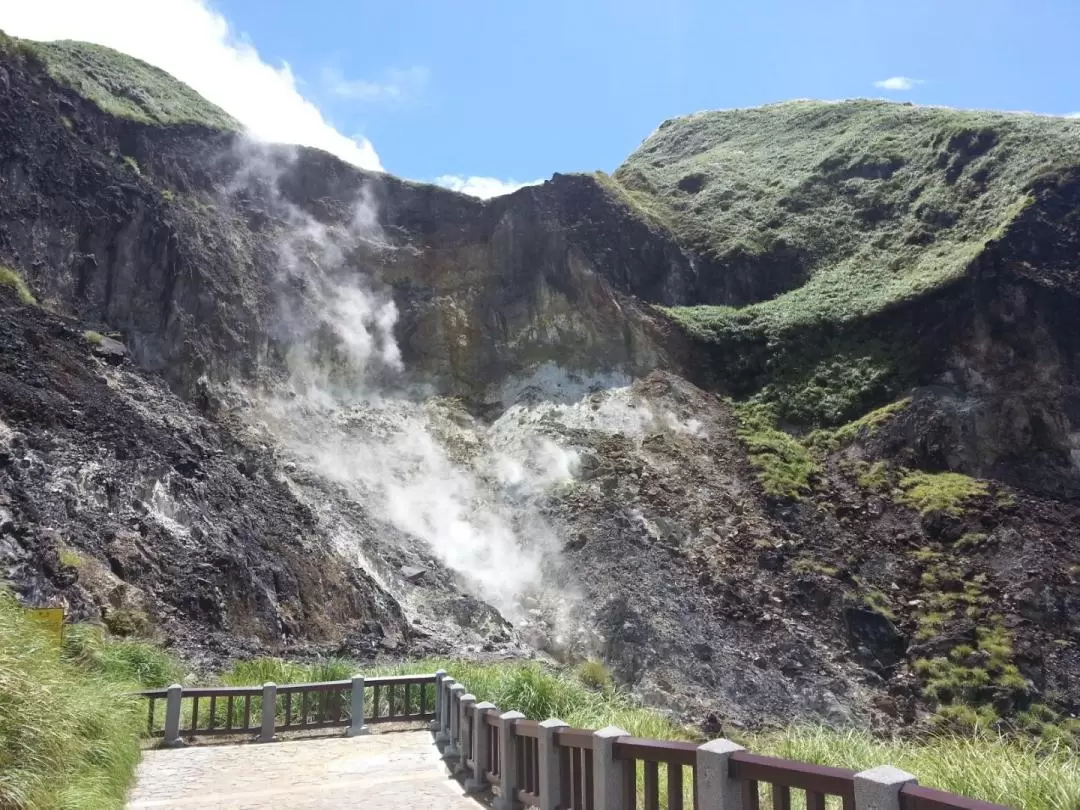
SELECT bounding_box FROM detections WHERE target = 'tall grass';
[749,726,1080,810]
[0,593,152,809]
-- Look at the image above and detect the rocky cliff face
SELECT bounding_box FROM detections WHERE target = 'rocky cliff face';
[2,36,1079,737]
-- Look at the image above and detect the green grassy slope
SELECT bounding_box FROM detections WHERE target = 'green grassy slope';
[19,38,239,130]
[615,100,1080,335]
[0,591,182,809]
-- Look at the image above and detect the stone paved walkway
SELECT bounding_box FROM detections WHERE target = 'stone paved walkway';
[127,730,480,809]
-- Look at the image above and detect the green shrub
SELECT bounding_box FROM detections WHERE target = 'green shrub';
[83,330,105,345]
[0,265,38,306]
[732,403,817,498]
[897,471,989,515]
[0,592,146,809]
[102,607,150,638]
[576,659,615,692]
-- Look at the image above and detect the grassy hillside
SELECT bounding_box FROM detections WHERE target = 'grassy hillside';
[616,100,1080,335]
[16,37,239,130]
[0,591,182,809]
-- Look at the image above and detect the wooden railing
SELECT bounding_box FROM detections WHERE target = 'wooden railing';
[137,673,436,745]
[139,669,1011,809]
[431,671,1012,810]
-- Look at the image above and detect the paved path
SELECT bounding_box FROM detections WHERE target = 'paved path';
[127,730,480,809]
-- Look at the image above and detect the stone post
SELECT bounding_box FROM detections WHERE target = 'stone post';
[443,683,466,761]
[347,675,368,736]
[431,669,446,732]
[436,676,454,746]
[696,739,745,810]
[494,710,525,810]
[259,682,277,743]
[466,701,497,794]
[854,765,918,810]
[457,694,476,775]
[592,725,629,810]
[538,718,568,810]
[162,683,183,747]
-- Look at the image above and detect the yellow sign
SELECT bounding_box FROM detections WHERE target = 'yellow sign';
[26,607,65,645]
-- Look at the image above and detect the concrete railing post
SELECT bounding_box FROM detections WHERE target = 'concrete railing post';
[458,694,476,775]
[854,765,918,810]
[162,683,183,747]
[259,682,277,743]
[436,676,454,746]
[696,739,745,810]
[494,710,526,810]
[443,683,466,761]
[592,725,629,810]
[347,675,369,737]
[538,718,568,810]
[431,669,447,732]
[466,701,497,793]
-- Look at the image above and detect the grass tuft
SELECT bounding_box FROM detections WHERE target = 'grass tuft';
[0,265,38,306]
[897,471,989,515]
[0,591,172,809]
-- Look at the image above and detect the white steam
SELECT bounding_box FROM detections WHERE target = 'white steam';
[222,142,573,622]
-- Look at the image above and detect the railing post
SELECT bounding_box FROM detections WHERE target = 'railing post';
[494,710,525,810]
[436,677,455,747]
[538,718,568,810]
[593,725,629,810]
[259,682,277,743]
[431,669,447,732]
[696,739,745,810]
[347,675,369,737]
[443,683,466,761]
[162,683,184,747]
[854,765,918,810]
[466,701,497,794]
[458,694,476,775]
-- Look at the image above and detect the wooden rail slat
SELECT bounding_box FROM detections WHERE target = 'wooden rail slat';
[555,728,595,750]
[741,779,759,810]
[644,760,660,810]
[615,738,698,767]
[900,784,1008,810]
[806,790,827,810]
[731,752,857,799]
[668,763,684,810]
[772,784,792,810]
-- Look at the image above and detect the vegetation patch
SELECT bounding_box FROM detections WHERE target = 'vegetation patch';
[0,265,38,306]
[809,397,910,451]
[0,590,182,809]
[731,403,817,499]
[897,471,989,515]
[83,330,105,345]
[21,38,240,130]
[791,556,839,577]
[621,100,1080,334]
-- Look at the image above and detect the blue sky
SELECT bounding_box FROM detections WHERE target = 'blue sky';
[5,0,1079,196]
[215,0,1080,186]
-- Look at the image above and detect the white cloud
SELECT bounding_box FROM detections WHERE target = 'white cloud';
[0,0,382,170]
[874,76,924,92]
[1065,112,1080,119]
[323,65,428,103]
[434,175,543,199]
